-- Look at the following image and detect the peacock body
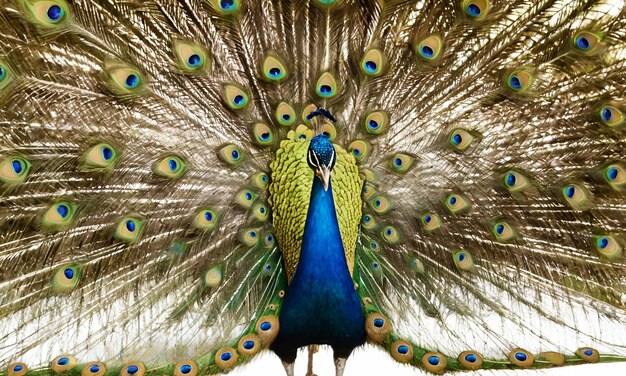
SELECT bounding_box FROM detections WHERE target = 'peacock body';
[0,0,626,375]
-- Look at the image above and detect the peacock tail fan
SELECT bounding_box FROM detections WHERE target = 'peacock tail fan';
[0,0,625,375]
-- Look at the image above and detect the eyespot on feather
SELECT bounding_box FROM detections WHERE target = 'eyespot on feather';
[312,0,338,8]
[263,232,275,248]
[361,214,378,230]
[50,355,77,373]
[390,340,413,363]
[597,105,624,128]
[251,172,269,189]
[302,104,317,124]
[389,153,414,173]
[275,102,296,126]
[576,347,599,363]
[262,53,288,82]
[365,312,392,343]
[420,212,441,232]
[51,265,81,293]
[572,31,601,54]
[381,225,400,244]
[7,363,28,376]
[505,68,535,93]
[594,235,622,260]
[153,155,187,179]
[223,84,249,110]
[449,129,475,152]
[453,251,476,272]
[537,352,565,366]
[503,170,530,193]
[239,228,260,247]
[120,362,146,376]
[415,35,443,62]
[316,72,338,98]
[22,0,71,28]
[508,348,534,368]
[369,195,392,215]
[172,39,209,74]
[363,111,389,135]
[218,144,245,166]
[422,352,447,373]
[238,334,261,357]
[360,49,385,77]
[81,143,118,171]
[0,156,31,184]
[214,347,238,370]
[208,0,242,15]
[462,0,489,20]
[81,362,105,376]
[114,217,145,243]
[235,189,257,209]
[42,201,77,230]
[256,315,279,346]
[458,351,483,370]
[173,360,197,376]
[321,122,337,141]
[444,193,469,214]
[252,123,275,146]
[0,61,15,91]
[492,220,516,242]
[362,183,376,200]
[193,208,219,232]
[348,140,370,162]
[103,60,146,96]
[603,163,625,189]
[562,183,591,209]
[252,203,269,222]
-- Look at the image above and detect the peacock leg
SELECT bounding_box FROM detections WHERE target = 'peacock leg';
[282,360,294,376]
[305,345,319,376]
[334,357,346,376]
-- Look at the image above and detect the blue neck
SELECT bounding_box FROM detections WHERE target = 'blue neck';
[272,177,365,361]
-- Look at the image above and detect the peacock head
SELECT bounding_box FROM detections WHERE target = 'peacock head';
[308,134,336,191]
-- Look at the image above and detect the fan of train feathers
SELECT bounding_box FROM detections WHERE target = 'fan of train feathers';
[1,0,626,375]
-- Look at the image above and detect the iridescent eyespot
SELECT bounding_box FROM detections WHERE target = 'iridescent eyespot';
[508,349,534,368]
[420,212,441,232]
[223,84,249,110]
[408,257,425,273]
[84,362,106,376]
[361,214,378,230]
[153,155,187,179]
[215,347,239,370]
[0,156,31,184]
[252,203,269,222]
[120,362,145,376]
[603,163,625,189]
[381,226,400,244]
[444,193,469,214]
[218,144,245,166]
[575,348,599,363]
[104,60,145,95]
[506,68,535,93]
[275,102,296,126]
[0,62,14,91]
[204,265,222,288]
[42,201,77,229]
[370,195,393,214]
[390,153,414,173]
[263,232,275,248]
[51,264,81,293]
[251,172,269,189]
[193,208,219,231]
[562,183,590,209]
[503,170,530,193]
[81,143,118,170]
[449,128,475,152]
[238,334,261,356]
[458,351,484,370]
[26,1,70,27]
[51,356,77,373]
[369,240,381,252]
[239,228,260,247]
[462,0,489,20]
[301,104,317,124]
[594,235,622,260]
[173,361,198,376]
[252,123,274,146]
[390,340,413,363]
[173,40,209,74]
[573,31,601,54]
[348,140,370,162]
[360,49,385,77]
[8,362,28,376]
[598,105,624,128]
[422,352,447,373]
[362,183,376,200]
[293,124,313,141]
[415,35,443,61]
[114,217,145,243]
[209,0,241,15]
[453,251,475,272]
[262,53,288,82]
[492,221,516,242]
[316,72,338,98]
[364,111,389,135]
[321,122,337,141]
[235,189,257,209]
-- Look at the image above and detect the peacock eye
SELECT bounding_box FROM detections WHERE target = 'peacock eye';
[240,228,260,247]
[492,221,516,242]
[262,53,288,81]
[598,105,624,128]
[594,235,622,260]
[81,143,118,170]
[0,61,14,91]
[389,153,415,173]
[252,123,275,146]
[153,155,187,179]
[275,102,296,126]
[173,40,209,74]
[381,225,400,244]
[29,1,70,27]
[573,31,601,54]
[503,170,530,193]
[51,265,81,293]
[361,214,378,230]
[360,49,385,77]
[420,212,441,231]
[364,111,389,135]
[115,217,146,243]
[42,201,77,229]
[204,265,222,288]
[415,35,443,61]
[449,129,475,152]
[263,232,275,248]
[453,251,476,272]
[316,72,338,98]
[235,189,257,209]
[506,68,535,93]
[444,193,469,214]
[252,203,269,222]
[223,84,249,110]
[251,172,269,189]
[218,144,245,166]
[193,209,219,231]
[562,183,590,209]
[0,157,32,184]
[370,195,393,214]
[462,0,489,20]
[348,140,370,162]
[104,61,145,95]
[603,163,625,189]
[209,0,241,15]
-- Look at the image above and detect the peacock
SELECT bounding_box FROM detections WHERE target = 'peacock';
[1,0,626,375]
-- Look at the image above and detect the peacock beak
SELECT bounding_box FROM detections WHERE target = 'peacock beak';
[316,166,331,191]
